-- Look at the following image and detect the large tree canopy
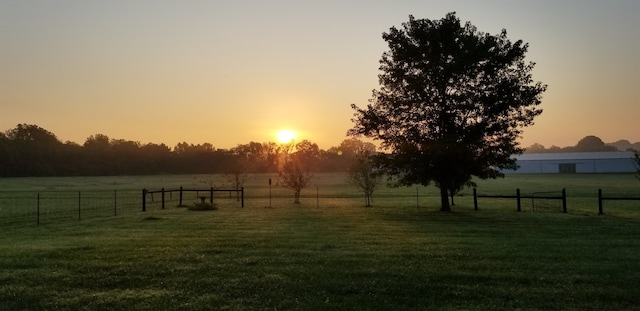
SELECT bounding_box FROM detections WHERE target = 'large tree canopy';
[349,13,547,211]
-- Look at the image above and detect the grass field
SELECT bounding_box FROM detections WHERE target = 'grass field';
[1,174,640,310]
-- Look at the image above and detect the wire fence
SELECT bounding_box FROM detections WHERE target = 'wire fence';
[0,190,141,229]
[0,186,440,229]
[2,186,640,229]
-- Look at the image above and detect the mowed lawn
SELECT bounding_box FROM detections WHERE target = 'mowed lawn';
[0,174,640,310]
[1,173,640,310]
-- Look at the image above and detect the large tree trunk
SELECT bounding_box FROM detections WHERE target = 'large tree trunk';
[439,186,451,211]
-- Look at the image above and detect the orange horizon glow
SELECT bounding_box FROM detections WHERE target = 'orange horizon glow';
[1,3,638,151]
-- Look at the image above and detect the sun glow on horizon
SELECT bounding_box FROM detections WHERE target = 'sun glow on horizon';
[275,129,298,144]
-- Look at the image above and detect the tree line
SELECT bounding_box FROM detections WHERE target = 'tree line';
[0,124,375,177]
[524,135,637,153]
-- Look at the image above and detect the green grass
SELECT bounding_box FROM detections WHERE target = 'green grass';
[1,174,640,310]
[1,205,640,309]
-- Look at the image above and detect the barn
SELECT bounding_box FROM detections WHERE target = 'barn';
[505,151,637,174]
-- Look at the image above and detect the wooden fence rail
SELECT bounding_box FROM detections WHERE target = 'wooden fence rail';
[473,188,567,213]
[597,188,640,215]
[142,186,244,211]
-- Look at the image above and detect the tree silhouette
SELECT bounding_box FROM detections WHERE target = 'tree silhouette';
[3,124,62,176]
[572,135,617,152]
[347,150,381,207]
[524,143,547,153]
[349,13,547,211]
[277,141,314,204]
[4,122,563,177]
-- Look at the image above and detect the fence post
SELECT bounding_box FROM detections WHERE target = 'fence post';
[78,191,81,221]
[210,187,214,205]
[473,188,478,211]
[562,188,567,213]
[179,186,183,206]
[598,188,603,215]
[142,189,147,212]
[516,188,521,212]
[268,178,272,208]
[37,192,40,226]
[241,187,244,208]
[114,190,117,216]
[162,188,165,209]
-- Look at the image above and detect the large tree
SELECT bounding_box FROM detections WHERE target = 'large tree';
[572,135,617,152]
[349,13,547,211]
[2,124,63,176]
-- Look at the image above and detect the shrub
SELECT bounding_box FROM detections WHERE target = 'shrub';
[188,202,218,211]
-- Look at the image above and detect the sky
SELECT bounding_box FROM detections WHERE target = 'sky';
[1,0,638,150]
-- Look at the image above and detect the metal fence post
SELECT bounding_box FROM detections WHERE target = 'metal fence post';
[37,192,40,226]
[562,188,567,213]
[269,179,272,208]
[516,188,521,212]
[78,191,82,221]
[473,188,478,211]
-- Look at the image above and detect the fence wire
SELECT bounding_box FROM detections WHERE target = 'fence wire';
[3,186,639,229]
[0,190,141,229]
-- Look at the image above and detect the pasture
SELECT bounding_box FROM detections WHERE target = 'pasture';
[1,173,640,310]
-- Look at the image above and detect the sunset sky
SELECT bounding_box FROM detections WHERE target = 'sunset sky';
[1,1,638,150]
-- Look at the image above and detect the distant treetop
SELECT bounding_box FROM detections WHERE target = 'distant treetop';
[525,135,632,153]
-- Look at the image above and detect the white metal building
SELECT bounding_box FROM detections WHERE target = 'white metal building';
[505,152,637,174]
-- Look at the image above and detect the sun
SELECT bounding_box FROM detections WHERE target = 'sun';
[275,129,297,144]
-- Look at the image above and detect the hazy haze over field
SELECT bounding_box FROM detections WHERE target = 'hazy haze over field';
[1,1,638,149]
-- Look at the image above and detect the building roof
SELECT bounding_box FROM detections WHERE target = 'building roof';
[513,151,635,161]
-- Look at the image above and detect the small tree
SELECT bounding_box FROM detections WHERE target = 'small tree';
[278,157,312,204]
[225,158,250,201]
[277,142,314,204]
[347,151,382,207]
